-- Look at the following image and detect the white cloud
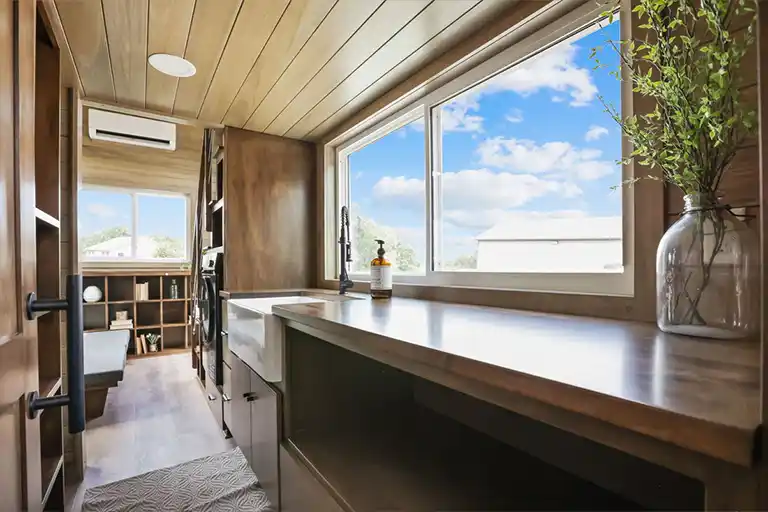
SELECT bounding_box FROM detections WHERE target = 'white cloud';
[477,137,616,181]
[372,169,583,230]
[441,94,484,132]
[87,203,116,218]
[551,96,565,103]
[505,108,523,123]
[481,42,598,107]
[585,125,609,141]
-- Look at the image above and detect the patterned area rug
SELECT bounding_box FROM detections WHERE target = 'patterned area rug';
[82,448,273,511]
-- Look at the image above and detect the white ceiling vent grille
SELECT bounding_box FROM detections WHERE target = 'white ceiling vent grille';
[88,109,176,151]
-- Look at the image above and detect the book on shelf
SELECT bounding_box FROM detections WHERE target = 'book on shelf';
[134,282,150,301]
[110,320,133,330]
[136,334,143,355]
[140,334,148,354]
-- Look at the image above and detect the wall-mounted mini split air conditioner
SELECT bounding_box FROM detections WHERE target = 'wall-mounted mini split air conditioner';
[88,109,176,151]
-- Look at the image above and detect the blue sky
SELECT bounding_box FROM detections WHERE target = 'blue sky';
[348,20,621,266]
[79,189,187,240]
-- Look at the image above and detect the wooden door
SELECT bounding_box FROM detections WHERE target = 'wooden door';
[0,0,42,510]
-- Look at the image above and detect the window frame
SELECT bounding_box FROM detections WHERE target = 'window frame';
[79,184,192,265]
[333,1,634,297]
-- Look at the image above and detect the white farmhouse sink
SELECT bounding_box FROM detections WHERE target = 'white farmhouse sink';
[226,296,328,382]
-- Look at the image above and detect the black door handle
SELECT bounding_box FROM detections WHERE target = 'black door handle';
[25,275,85,434]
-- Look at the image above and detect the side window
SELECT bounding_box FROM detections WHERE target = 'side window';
[345,116,426,275]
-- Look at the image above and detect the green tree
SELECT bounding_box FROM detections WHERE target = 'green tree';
[351,212,420,272]
[80,226,129,250]
[151,236,184,258]
[445,253,477,270]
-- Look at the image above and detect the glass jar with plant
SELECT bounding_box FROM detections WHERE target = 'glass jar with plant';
[594,0,758,338]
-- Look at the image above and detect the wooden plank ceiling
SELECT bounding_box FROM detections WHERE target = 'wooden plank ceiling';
[54,0,524,141]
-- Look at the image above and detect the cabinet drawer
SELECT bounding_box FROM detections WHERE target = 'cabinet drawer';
[230,355,253,465]
[204,376,222,430]
[250,371,280,508]
[279,445,343,512]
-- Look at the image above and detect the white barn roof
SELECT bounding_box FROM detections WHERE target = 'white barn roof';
[476,216,622,241]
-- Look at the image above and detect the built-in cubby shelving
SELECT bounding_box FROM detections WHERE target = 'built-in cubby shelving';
[83,271,191,358]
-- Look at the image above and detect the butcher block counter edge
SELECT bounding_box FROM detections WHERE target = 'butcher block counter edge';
[273,297,759,475]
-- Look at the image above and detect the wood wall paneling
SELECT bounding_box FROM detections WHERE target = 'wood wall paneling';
[101,0,148,108]
[196,0,289,123]
[222,0,338,128]
[172,0,242,118]
[145,0,195,112]
[224,128,315,291]
[81,108,202,195]
[285,0,484,139]
[54,0,114,101]
[760,2,768,507]
[243,0,386,133]
[264,0,431,137]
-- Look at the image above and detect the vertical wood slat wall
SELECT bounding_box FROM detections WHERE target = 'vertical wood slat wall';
[665,13,760,234]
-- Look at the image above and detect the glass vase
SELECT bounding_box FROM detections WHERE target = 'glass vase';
[656,193,758,339]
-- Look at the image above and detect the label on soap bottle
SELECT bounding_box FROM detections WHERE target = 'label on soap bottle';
[370,265,392,290]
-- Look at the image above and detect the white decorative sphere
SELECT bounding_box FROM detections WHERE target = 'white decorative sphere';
[83,286,103,303]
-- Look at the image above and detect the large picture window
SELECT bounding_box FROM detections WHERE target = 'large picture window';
[79,187,189,262]
[433,19,622,274]
[334,5,632,295]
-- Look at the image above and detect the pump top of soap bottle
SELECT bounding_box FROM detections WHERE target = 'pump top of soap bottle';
[376,240,386,257]
[370,239,392,299]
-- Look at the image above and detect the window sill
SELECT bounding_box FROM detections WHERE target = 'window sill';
[320,278,640,322]
[83,261,192,273]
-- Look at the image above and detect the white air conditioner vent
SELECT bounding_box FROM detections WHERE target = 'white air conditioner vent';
[88,109,176,151]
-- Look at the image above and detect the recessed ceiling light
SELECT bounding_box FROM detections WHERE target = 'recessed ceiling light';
[148,53,196,78]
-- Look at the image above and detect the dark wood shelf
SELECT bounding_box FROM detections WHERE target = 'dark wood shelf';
[39,377,62,399]
[83,272,190,357]
[40,454,63,508]
[128,347,189,359]
[212,198,224,212]
[35,207,59,229]
[288,406,637,511]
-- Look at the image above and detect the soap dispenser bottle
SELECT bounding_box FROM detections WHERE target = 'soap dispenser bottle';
[370,239,392,299]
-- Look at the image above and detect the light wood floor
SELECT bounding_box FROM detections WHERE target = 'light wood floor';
[69,353,233,509]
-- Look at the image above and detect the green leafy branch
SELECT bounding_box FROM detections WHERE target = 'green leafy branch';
[592,0,757,197]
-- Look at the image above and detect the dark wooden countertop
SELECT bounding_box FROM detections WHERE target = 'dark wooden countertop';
[273,297,760,468]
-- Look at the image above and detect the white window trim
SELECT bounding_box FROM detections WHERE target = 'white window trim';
[80,184,192,265]
[331,1,634,297]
